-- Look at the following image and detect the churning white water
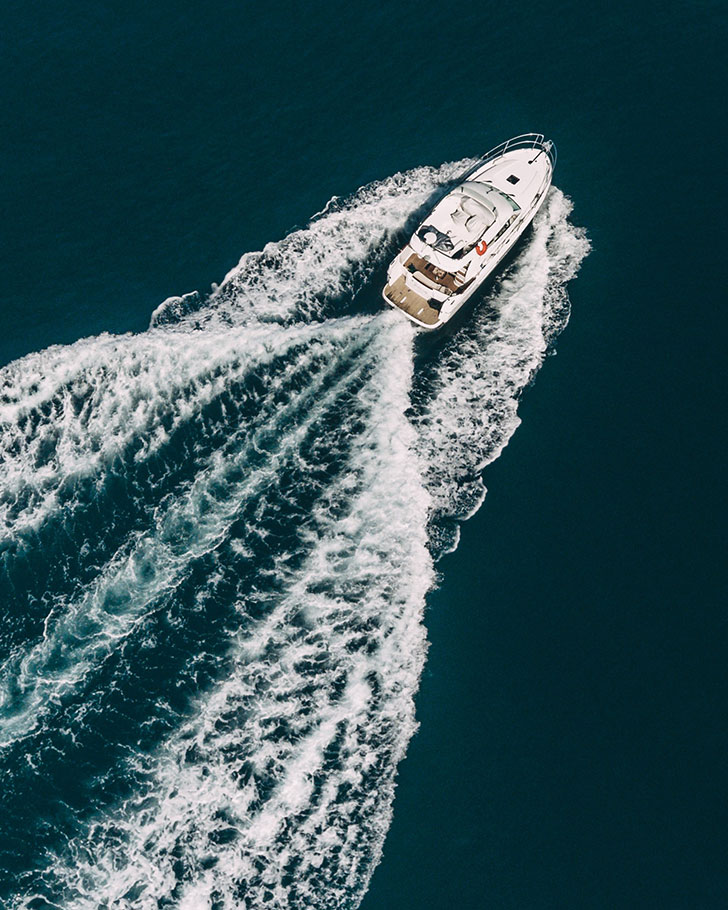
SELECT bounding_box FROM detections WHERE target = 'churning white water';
[0,161,589,909]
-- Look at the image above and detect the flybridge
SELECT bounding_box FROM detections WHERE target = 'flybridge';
[382,134,556,329]
[416,181,521,259]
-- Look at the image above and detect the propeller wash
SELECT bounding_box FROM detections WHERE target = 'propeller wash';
[0,159,589,909]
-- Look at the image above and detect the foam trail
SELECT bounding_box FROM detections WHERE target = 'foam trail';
[0,319,378,747]
[0,161,467,543]
[153,159,473,331]
[0,328,283,539]
[413,189,590,553]
[28,319,431,910]
[0,161,590,910]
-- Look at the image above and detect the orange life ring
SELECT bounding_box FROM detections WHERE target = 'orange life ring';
[476,240,488,256]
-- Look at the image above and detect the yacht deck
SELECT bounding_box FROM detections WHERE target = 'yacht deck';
[383,275,441,326]
[404,252,461,293]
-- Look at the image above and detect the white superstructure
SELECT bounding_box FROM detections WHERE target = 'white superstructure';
[382,134,556,329]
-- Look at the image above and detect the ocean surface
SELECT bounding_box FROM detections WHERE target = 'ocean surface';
[1,1,726,908]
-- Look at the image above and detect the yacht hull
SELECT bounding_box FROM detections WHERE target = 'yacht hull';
[382,135,555,330]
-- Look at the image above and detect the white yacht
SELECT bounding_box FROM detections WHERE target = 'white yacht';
[382,133,555,329]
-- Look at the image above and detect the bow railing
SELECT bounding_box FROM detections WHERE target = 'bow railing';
[461,133,556,180]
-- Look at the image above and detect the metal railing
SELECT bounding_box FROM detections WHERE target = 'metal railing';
[461,133,556,180]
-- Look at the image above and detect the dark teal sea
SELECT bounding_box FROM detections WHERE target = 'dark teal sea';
[1,1,726,907]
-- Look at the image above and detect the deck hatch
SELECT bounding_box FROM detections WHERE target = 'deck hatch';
[507,174,520,185]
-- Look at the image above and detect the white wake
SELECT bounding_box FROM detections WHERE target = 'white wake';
[0,160,589,910]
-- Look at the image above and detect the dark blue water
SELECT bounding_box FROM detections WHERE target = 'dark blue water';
[1,1,726,907]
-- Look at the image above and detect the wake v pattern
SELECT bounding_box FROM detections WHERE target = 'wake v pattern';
[0,162,589,909]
